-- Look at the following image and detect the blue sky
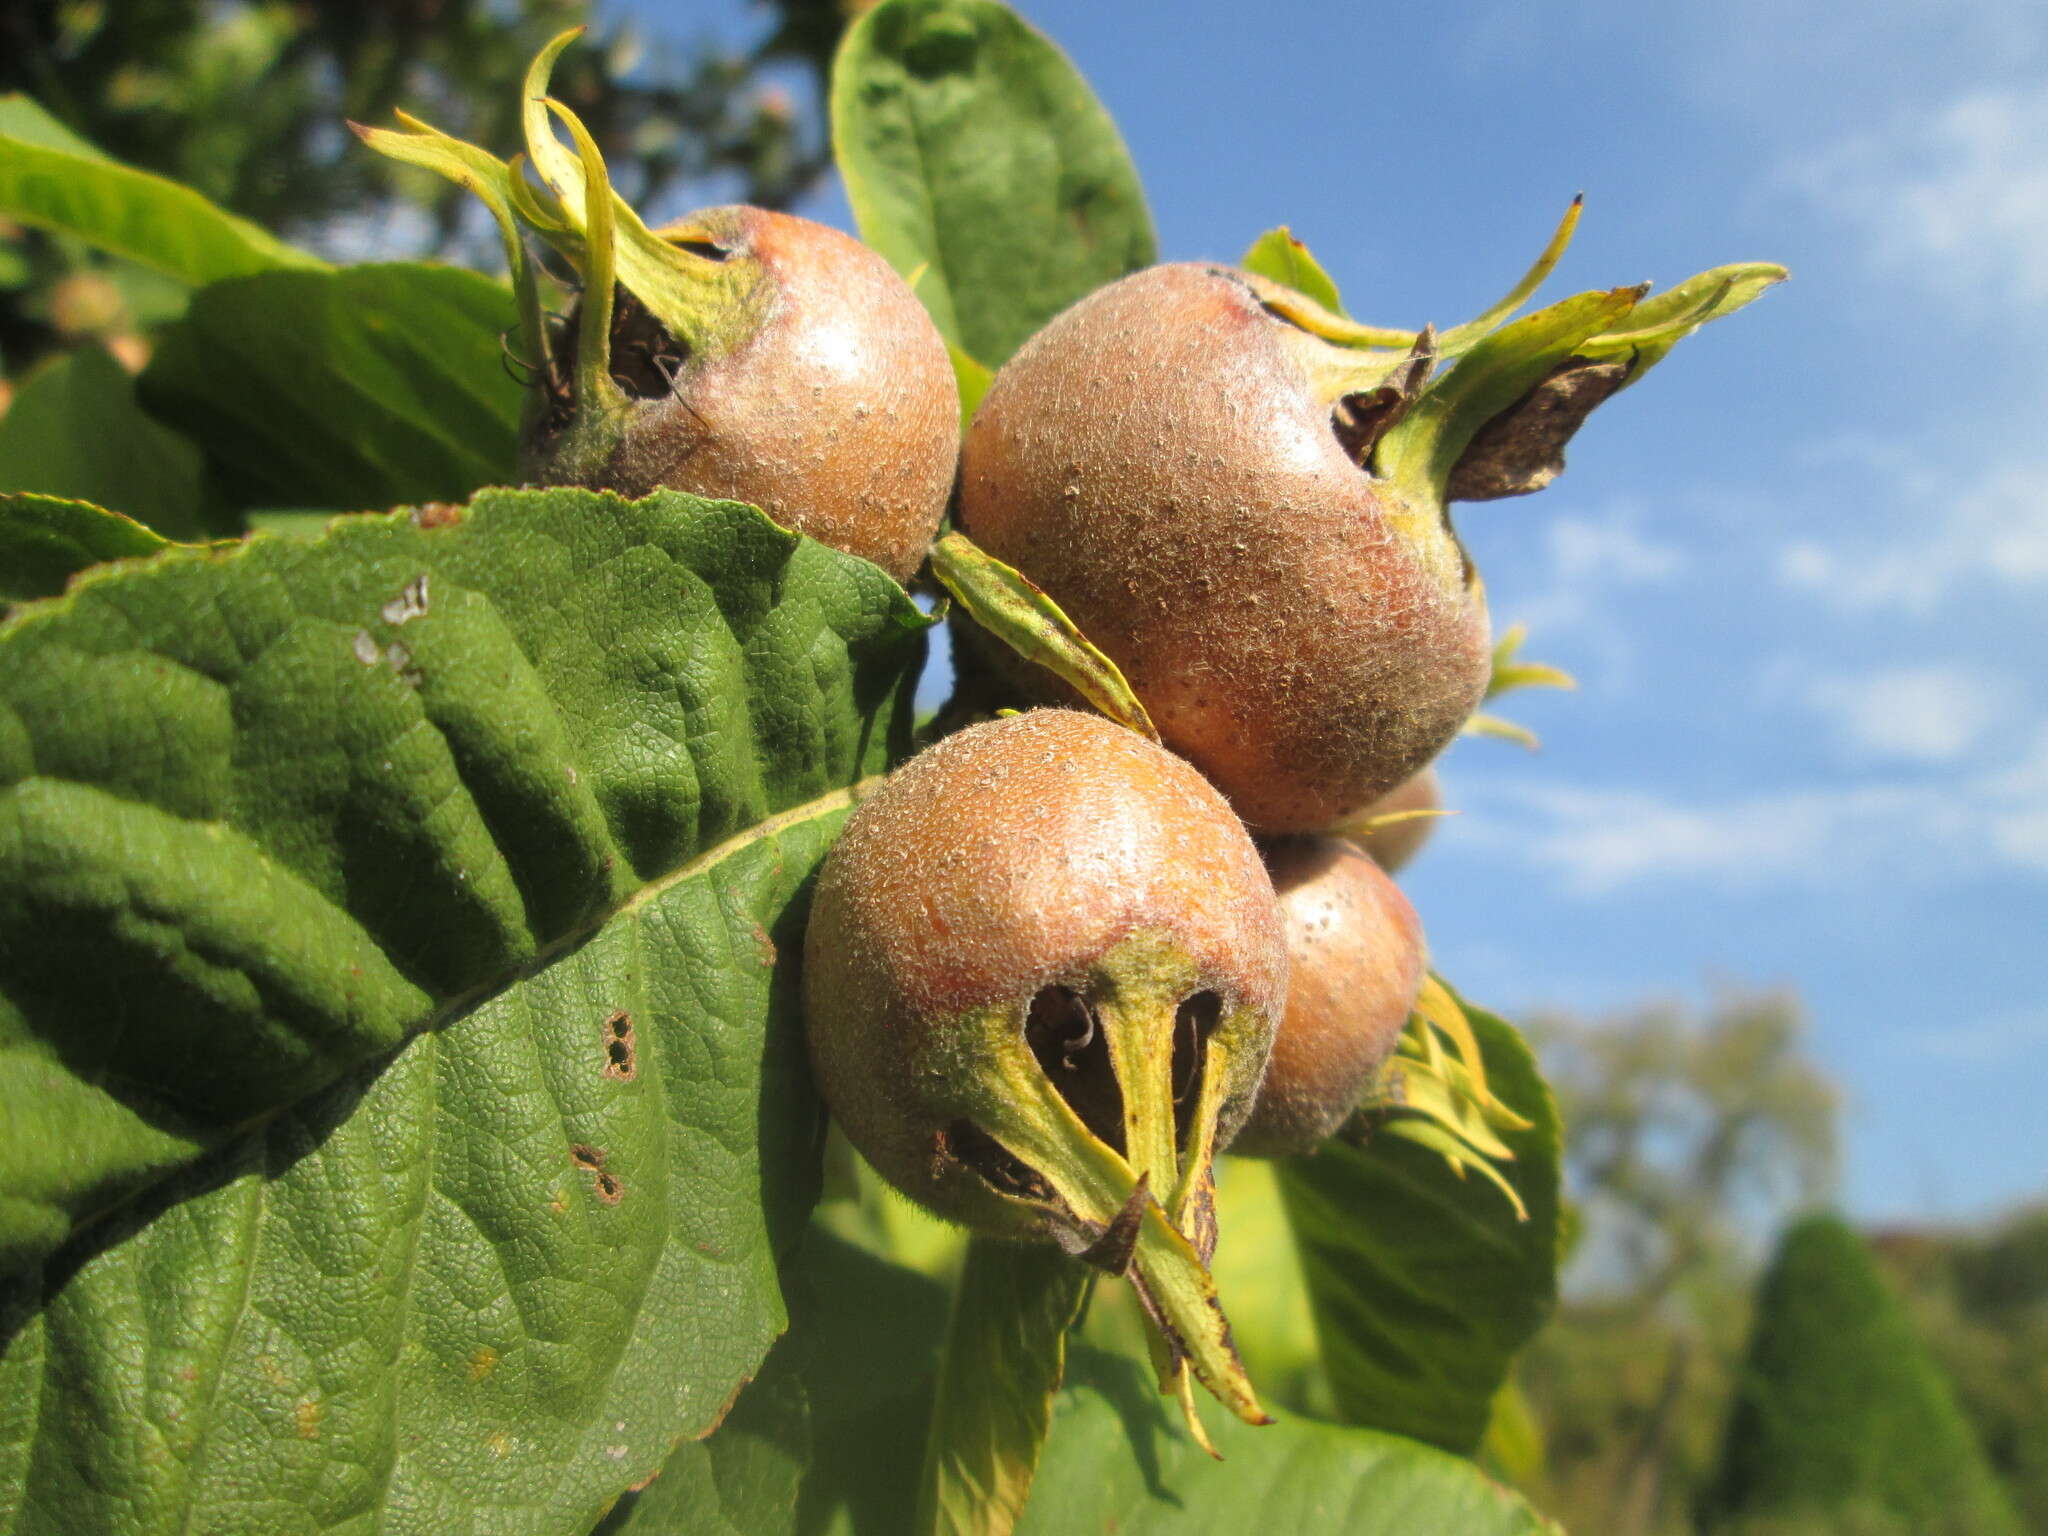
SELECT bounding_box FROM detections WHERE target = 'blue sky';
[629,1,2047,1224]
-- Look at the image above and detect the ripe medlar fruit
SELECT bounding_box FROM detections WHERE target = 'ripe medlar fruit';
[957,262,1489,831]
[803,708,1285,1421]
[957,238,1784,830]
[1229,834,1425,1158]
[529,205,959,583]
[358,32,957,584]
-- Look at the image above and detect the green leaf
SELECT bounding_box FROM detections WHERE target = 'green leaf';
[947,342,993,428]
[918,1239,1089,1536]
[0,95,322,287]
[0,96,110,160]
[783,1229,1557,1534]
[0,346,211,541]
[1015,1346,1561,1534]
[592,1333,812,1536]
[138,263,524,514]
[1376,285,1644,502]
[1459,712,1542,750]
[0,494,172,603]
[0,488,927,1534]
[928,531,1157,740]
[832,0,1157,367]
[1275,1001,1561,1455]
[1577,259,1788,383]
[790,1230,953,1535]
[1240,228,1346,315]
[0,485,927,1280]
[1485,622,1577,702]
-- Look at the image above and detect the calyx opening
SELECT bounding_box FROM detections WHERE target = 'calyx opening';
[1173,991,1222,1151]
[541,284,698,437]
[1026,985,1126,1158]
[944,1118,1055,1204]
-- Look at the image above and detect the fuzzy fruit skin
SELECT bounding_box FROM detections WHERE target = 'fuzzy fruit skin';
[803,708,1287,1237]
[528,206,959,583]
[1228,834,1425,1157]
[958,262,1490,831]
[1343,766,1442,874]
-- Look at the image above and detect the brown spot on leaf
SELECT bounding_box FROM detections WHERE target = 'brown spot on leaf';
[752,924,777,968]
[468,1346,498,1382]
[412,501,463,529]
[571,1143,625,1203]
[295,1398,322,1440]
[602,1010,636,1080]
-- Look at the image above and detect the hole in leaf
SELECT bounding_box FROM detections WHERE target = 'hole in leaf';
[602,1010,636,1081]
[1172,992,1222,1151]
[1026,985,1125,1157]
[944,1119,1055,1204]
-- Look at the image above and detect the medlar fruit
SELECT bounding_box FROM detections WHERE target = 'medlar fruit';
[528,205,959,583]
[957,262,1488,831]
[1228,834,1425,1157]
[358,31,957,583]
[1339,766,1443,874]
[803,708,1285,1421]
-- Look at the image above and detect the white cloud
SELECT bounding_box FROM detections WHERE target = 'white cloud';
[1546,513,1683,586]
[1777,458,2048,613]
[1463,723,2048,893]
[1891,1003,2048,1065]
[1802,664,2013,764]
[1499,503,1684,645]
[1468,782,1939,895]
[1786,84,2048,309]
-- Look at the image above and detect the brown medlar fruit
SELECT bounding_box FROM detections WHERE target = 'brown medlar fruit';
[803,707,1285,1421]
[1229,834,1425,1157]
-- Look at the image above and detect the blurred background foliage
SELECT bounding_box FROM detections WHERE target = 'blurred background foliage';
[4,4,2045,1532]
[1518,989,2048,1535]
[0,0,858,392]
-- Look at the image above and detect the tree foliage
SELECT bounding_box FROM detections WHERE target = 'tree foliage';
[1700,1214,2022,1535]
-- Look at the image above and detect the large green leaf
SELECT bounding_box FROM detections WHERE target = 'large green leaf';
[0,484,925,1268]
[793,1231,950,1536]
[593,1333,812,1536]
[138,263,524,515]
[1275,1003,1561,1454]
[768,1229,1555,1534]
[0,494,172,603]
[0,487,926,1535]
[0,95,322,287]
[0,346,212,541]
[918,1239,1087,1536]
[832,0,1156,368]
[1017,1346,1559,1535]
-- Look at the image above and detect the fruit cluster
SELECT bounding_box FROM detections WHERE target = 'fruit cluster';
[368,30,1778,1438]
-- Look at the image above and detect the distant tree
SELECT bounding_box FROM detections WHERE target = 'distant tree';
[0,0,852,380]
[1871,1205,2048,1530]
[1517,989,1840,1535]
[1700,1214,2022,1536]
